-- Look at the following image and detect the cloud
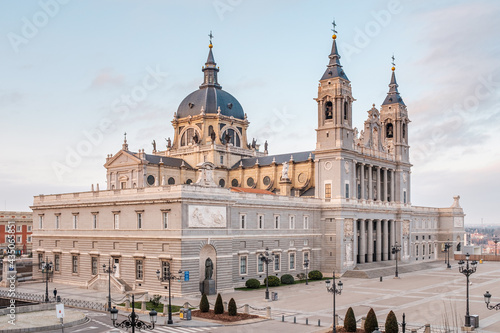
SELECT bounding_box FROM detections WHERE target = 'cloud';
[0,91,23,105]
[90,68,125,89]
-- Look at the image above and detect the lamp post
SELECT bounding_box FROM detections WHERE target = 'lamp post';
[484,291,500,310]
[156,262,182,325]
[304,258,309,286]
[110,294,157,333]
[402,312,406,333]
[391,242,401,278]
[493,236,499,256]
[41,256,53,303]
[259,248,274,300]
[325,271,343,333]
[103,259,116,312]
[458,253,477,327]
[444,241,452,269]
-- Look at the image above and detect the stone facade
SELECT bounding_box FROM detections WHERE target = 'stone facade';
[0,211,33,255]
[31,29,465,296]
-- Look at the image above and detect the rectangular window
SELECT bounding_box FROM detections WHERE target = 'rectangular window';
[136,260,143,280]
[239,256,247,275]
[325,183,331,198]
[91,257,98,275]
[114,214,119,229]
[16,225,21,232]
[38,253,44,270]
[289,215,295,229]
[289,253,295,270]
[72,215,78,229]
[416,245,419,256]
[303,216,309,229]
[27,236,32,243]
[16,235,22,243]
[137,213,143,229]
[274,215,280,229]
[404,190,407,204]
[72,256,78,274]
[240,214,246,229]
[54,254,60,272]
[257,255,264,273]
[39,216,43,229]
[258,215,264,229]
[161,261,169,279]
[162,212,168,229]
[55,215,60,229]
[92,214,98,229]
[220,155,224,164]
[121,182,126,189]
[274,254,280,272]
[345,183,350,198]
[423,244,426,256]
[27,226,32,232]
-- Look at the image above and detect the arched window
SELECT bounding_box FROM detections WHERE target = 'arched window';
[168,177,175,185]
[343,101,348,120]
[219,179,225,187]
[221,128,240,147]
[186,179,193,185]
[386,123,394,138]
[325,101,333,120]
[231,179,239,187]
[180,128,196,147]
[402,123,406,141]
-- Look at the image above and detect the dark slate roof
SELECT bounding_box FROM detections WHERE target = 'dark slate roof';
[177,87,245,119]
[142,153,193,169]
[382,71,405,106]
[321,39,349,81]
[231,151,314,169]
[300,187,315,197]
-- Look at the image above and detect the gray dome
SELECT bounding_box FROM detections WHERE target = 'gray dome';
[177,86,245,119]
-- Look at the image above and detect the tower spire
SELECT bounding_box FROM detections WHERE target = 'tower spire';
[200,31,221,89]
[321,20,348,81]
[122,132,129,151]
[382,55,405,106]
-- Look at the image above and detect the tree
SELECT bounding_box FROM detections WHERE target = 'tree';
[344,307,357,332]
[214,293,224,314]
[199,293,209,313]
[228,298,237,316]
[385,310,399,333]
[364,308,379,333]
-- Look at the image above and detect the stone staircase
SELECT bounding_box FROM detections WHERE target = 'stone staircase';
[86,274,132,292]
[342,260,443,279]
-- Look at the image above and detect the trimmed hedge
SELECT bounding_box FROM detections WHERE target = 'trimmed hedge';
[214,293,224,314]
[280,274,295,285]
[228,298,237,316]
[364,308,379,333]
[344,307,357,332]
[263,275,280,287]
[199,294,209,313]
[245,278,261,289]
[308,270,323,280]
[385,310,399,333]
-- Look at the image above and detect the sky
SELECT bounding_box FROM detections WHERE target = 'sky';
[0,0,499,225]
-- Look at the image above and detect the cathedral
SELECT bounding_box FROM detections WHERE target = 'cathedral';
[31,27,465,296]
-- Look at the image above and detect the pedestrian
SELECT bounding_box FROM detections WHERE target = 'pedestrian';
[53,288,57,300]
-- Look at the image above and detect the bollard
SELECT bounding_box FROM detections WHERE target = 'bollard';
[335,314,339,326]
[163,302,168,316]
[282,315,284,322]
[141,300,146,311]
[306,318,309,325]
[244,304,249,314]
[293,316,296,323]
[125,299,130,310]
[266,306,271,319]
[380,276,383,282]
[318,319,321,326]
[424,324,430,333]
[223,301,228,312]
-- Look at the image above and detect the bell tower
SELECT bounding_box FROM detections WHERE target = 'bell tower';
[315,22,354,152]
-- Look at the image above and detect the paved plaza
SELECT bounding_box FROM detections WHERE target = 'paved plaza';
[2,260,500,332]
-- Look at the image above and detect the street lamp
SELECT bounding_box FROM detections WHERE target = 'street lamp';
[325,271,343,333]
[444,241,452,269]
[304,258,309,286]
[259,248,274,300]
[156,262,182,325]
[103,259,116,312]
[458,253,477,327]
[484,291,500,310]
[493,236,499,256]
[110,294,157,333]
[41,256,53,303]
[391,242,402,278]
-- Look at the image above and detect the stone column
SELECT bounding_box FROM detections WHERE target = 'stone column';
[351,160,357,199]
[390,220,396,260]
[391,169,396,203]
[367,219,373,263]
[383,168,388,202]
[376,167,381,201]
[367,165,373,200]
[353,218,358,263]
[383,219,389,261]
[376,220,382,262]
[359,220,366,264]
[360,164,365,200]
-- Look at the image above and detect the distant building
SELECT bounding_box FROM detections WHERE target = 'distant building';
[0,211,33,255]
[32,27,465,296]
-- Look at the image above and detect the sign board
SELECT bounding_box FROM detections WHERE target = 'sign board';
[56,304,65,318]
[184,271,189,282]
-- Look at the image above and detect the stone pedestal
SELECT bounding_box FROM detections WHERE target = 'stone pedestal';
[279,179,292,196]
[201,279,215,295]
